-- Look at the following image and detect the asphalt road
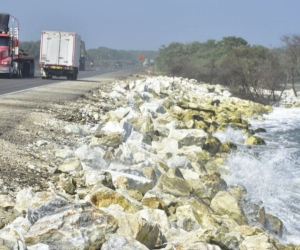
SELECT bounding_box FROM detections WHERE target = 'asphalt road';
[0,65,138,96]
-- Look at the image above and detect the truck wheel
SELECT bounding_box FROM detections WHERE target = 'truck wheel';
[71,72,77,81]
[30,62,35,77]
[18,67,22,78]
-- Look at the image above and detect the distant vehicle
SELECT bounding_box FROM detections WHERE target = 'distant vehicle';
[40,30,81,80]
[143,59,149,67]
[149,59,155,66]
[115,61,122,68]
[0,13,35,78]
[79,40,86,71]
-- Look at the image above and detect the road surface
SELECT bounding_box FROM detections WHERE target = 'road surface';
[0,66,138,95]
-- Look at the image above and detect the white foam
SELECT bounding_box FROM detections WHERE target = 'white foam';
[224,107,300,244]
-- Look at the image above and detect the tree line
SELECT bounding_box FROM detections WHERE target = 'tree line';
[156,35,300,105]
[19,41,157,68]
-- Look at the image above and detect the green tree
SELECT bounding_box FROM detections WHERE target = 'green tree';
[218,45,284,104]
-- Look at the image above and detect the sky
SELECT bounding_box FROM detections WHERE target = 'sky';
[3,0,300,51]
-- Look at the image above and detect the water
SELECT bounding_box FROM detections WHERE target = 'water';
[213,107,300,244]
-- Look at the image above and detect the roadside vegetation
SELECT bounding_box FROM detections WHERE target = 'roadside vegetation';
[156,35,300,105]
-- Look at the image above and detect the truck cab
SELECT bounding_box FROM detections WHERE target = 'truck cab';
[0,13,35,78]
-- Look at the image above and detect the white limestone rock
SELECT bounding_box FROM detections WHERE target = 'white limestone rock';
[101,234,149,250]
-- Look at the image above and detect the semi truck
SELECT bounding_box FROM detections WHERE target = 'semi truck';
[39,30,82,80]
[0,13,35,78]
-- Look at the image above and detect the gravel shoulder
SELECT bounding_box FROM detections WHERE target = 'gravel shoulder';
[0,72,141,196]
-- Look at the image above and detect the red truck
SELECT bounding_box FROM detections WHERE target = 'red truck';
[0,13,34,78]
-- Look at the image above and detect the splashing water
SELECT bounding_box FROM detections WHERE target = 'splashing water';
[214,107,300,244]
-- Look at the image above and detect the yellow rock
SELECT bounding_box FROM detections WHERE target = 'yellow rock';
[245,136,266,145]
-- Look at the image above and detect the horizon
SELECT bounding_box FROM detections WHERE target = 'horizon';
[3,0,300,51]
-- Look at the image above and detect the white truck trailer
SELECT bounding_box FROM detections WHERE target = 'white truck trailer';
[39,30,81,80]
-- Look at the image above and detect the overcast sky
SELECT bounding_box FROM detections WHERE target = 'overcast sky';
[3,0,300,50]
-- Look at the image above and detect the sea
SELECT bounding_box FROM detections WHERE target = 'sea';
[213,107,300,244]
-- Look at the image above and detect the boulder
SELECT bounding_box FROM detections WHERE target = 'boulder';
[102,209,160,249]
[154,172,190,198]
[27,191,70,224]
[25,204,118,250]
[86,186,142,213]
[0,217,31,250]
[101,234,149,250]
[168,129,207,148]
[245,136,266,145]
[58,157,82,173]
[107,170,154,195]
[239,233,279,250]
[136,208,170,234]
[210,191,247,225]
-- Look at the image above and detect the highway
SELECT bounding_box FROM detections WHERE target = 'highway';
[0,65,138,96]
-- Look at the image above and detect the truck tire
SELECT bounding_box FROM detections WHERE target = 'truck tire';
[71,71,78,81]
[18,66,22,78]
[23,62,30,77]
[30,62,35,77]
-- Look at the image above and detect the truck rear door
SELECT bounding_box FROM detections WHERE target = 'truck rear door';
[58,33,73,66]
[42,32,60,65]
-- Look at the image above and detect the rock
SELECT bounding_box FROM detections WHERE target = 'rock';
[0,217,31,250]
[58,176,76,194]
[167,155,192,169]
[168,129,207,148]
[25,203,118,250]
[210,191,247,225]
[27,191,70,224]
[106,170,154,195]
[87,186,142,213]
[101,234,149,250]
[202,136,222,154]
[0,195,16,209]
[27,244,50,250]
[95,132,123,148]
[58,157,82,173]
[84,169,113,188]
[245,135,266,145]
[239,233,278,250]
[102,208,160,249]
[101,121,125,134]
[75,145,108,168]
[64,124,89,136]
[55,147,74,160]
[140,100,166,115]
[14,188,35,213]
[197,174,227,200]
[0,210,18,230]
[137,208,170,234]
[265,213,283,237]
[36,140,49,147]
[154,172,191,197]
[219,141,237,153]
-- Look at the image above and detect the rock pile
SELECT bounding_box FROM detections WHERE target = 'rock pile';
[0,75,299,250]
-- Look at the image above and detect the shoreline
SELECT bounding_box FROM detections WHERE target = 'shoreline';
[0,75,299,249]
